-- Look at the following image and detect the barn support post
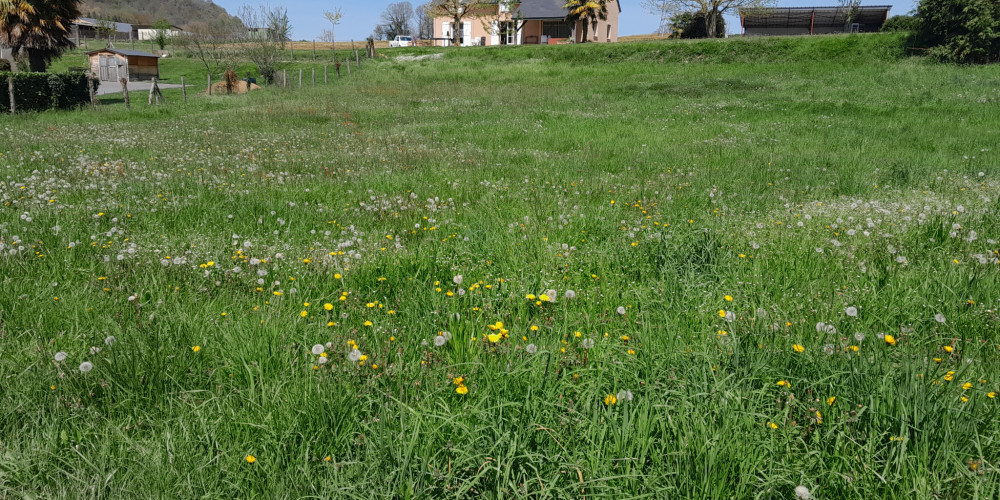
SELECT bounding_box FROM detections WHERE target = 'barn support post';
[181,76,186,102]
[8,77,15,115]
[810,10,815,35]
[121,77,130,110]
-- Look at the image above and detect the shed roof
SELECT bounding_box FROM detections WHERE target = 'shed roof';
[740,6,892,28]
[86,48,159,58]
[75,17,133,33]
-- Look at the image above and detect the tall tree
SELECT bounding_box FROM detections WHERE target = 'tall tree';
[380,2,415,40]
[0,0,81,71]
[235,4,290,84]
[564,0,607,43]
[427,0,487,46]
[415,2,434,39]
[323,8,343,49]
[646,0,775,38]
[151,18,171,50]
[480,0,528,45]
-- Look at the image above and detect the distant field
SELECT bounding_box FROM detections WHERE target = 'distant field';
[2,34,1000,499]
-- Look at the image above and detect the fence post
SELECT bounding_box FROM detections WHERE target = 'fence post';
[355,49,360,65]
[336,62,341,79]
[298,69,302,87]
[149,77,156,105]
[312,69,315,87]
[347,59,350,75]
[8,76,14,115]
[207,74,211,95]
[121,77,130,110]
[88,73,96,106]
[181,76,186,102]
[324,65,327,84]
[283,70,287,88]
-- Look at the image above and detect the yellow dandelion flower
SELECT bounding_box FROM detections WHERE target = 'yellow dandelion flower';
[487,333,502,343]
[245,455,256,464]
[191,345,201,352]
[300,311,308,317]
[324,303,333,311]
[884,334,896,346]
[456,384,468,395]
[604,394,617,406]
[724,295,733,302]
[777,380,789,387]
[768,422,778,429]
[364,320,373,327]
[793,344,805,353]
[827,396,836,405]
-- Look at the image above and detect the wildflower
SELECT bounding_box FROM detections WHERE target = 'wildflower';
[434,335,446,347]
[793,344,805,353]
[582,338,595,349]
[963,382,973,390]
[845,306,858,317]
[827,396,836,405]
[104,336,116,346]
[884,334,896,346]
[604,394,618,406]
[724,295,733,302]
[311,344,325,355]
[525,294,536,300]
[815,411,823,424]
[364,320,373,327]
[944,371,955,381]
[530,325,539,331]
[794,485,811,500]
[453,377,464,385]
[526,344,538,354]
[245,455,256,464]
[300,311,308,318]
[324,303,333,311]
[935,313,947,324]
[717,330,727,336]
[616,389,634,402]
[719,310,727,318]
[961,396,969,403]
[989,392,996,399]
[334,273,342,279]
[348,349,362,362]
[777,380,790,387]
[617,306,627,315]
[854,332,865,342]
[539,294,550,302]
[768,422,778,429]
[487,333,502,343]
[944,346,954,353]
[79,362,93,373]
[192,345,201,352]
[453,275,463,285]
[823,344,835,355]
[54,352,68,362]
[564,290,576,299]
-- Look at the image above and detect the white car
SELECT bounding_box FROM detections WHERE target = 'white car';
[389,36,414,47]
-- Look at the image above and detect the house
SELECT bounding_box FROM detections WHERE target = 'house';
[739,6,892,36]
[87,48,160,82]
[73,18,135,41]
[132,24,184,41]
[431,0,621,47]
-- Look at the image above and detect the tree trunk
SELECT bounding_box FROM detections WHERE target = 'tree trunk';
[27,50,48,72]
[581,19,589,43]
[707,8,721,38]
[452,14,462,46]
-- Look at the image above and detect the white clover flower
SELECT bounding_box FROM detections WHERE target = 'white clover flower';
[616,306,627,315]
[79,361,93,373]
[525,344,538,354]
[845,306,858,317]
[434,335,447,347]
[54,351,68,362]
[935,313,946,324]
[453,275,463,285]
[348,349,362,362]
[794,486,811,500]
[582,338,595,349]
[564,290,576,299]
[311,344,325,355]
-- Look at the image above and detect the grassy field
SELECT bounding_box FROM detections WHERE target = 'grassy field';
[2,33,1000,499]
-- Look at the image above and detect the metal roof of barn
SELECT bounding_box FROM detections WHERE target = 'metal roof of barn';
[739,6,892,28]
[75,17,133,33]
[86,48,158,58]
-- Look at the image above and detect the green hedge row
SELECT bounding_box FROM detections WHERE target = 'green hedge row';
[0,72,98,113]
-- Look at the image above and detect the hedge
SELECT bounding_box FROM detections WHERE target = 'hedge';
[0,72,98,113]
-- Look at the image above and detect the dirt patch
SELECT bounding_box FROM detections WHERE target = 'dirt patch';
[208,81,262,94]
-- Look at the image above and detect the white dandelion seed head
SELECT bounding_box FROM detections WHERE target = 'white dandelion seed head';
[453,274,463,285]
[823,344,835,355]
[104,336,116,346]
[582,338,595,349]
[442,331,452,341]
[855,332,866,342]
[348,349,362,362]
[725,311,735,322]
[525,344,538,354]
[616,306,627,316]
[434,335,447,347]
[756,308,768,318]
[545,290,557,303]
[311,344,325,355]
[79,361,93,373]
[616,389,634,402]
[794,485,811,500]
[54,351,68,362]
[89,346,101,355]
[934,313,946,324]
[317,356,328,364]
[564,290,576,299]
[845,306,858,317]
[816,322,826,333]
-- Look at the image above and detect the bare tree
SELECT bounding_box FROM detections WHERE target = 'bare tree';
[323,8,343,48]
[235,4,291,84]
[176,19,240,77]
[645,0,775,38]
[838,0,861,31]
[641,0,673,35]
[380,2,416,40]
[427,0,488,46]
[415,3,435,39]
[479,0,527,45]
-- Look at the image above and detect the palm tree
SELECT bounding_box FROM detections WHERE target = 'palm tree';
[563,0,608,43]
[0,0,81,72]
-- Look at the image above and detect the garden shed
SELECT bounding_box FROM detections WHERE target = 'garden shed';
[87,48,160,82]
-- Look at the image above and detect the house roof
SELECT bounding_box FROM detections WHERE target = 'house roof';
[86,48,158,58]
[75,17,133,33]
[740,6,892,28]
[515,0,622,20]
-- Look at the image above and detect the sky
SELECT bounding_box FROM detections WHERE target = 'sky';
[211,0,918,41]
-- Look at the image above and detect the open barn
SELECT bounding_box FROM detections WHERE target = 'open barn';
[740,6,892,36]
[87,48,160,82]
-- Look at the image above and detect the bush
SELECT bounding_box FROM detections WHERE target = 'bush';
[670,12,727,39]
[0,72,98,113]
[882,15,918,32]
[0,59,10,71]
[914,0,1000,63]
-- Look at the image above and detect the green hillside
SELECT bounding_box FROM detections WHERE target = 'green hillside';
[80,0,235,26]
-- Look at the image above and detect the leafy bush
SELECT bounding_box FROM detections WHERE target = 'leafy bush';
[670,12,727,39]
[0,59,10,71]
[882,15,918,32]
[914,0,1000,63]
[0,72,97,113]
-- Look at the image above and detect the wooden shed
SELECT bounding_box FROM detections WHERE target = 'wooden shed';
[87,48,160,82]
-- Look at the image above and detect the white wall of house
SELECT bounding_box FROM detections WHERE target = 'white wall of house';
[136,29,182,41]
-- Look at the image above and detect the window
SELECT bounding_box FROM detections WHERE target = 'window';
[542,21,571,39]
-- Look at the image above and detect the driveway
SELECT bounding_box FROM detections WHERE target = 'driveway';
[96,80,188,96]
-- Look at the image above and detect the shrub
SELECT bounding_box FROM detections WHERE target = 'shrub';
[0,72,97,113]
[0,59,10,71]
[882,15,918,32]
[914,0,1000,63]
[670,12,727,39]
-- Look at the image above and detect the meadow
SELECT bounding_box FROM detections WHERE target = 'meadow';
[1,33,1000,499]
